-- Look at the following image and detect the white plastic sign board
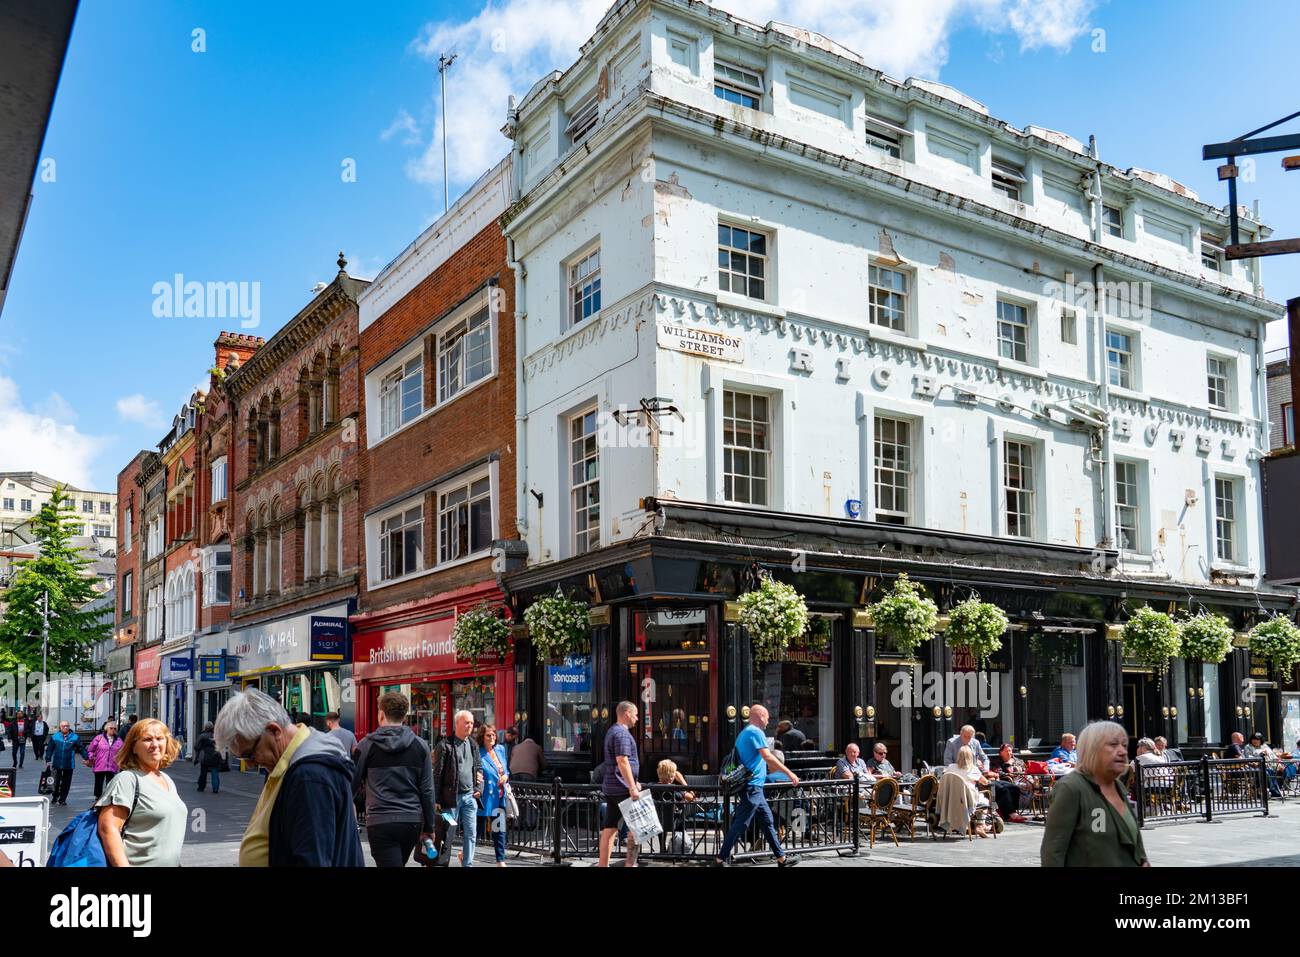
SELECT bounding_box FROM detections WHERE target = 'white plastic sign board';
[0,796,49,867]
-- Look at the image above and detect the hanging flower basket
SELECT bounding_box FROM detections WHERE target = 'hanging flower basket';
[1248,616,1300,674]
[945,597,1009,669]
[523,589,591,659]
[1121,607,1182,677]
[867,573,938,658]
[1177,613,1233,665]
[452,603,512,666]
[804,615,832,652]
[738,576,809,663]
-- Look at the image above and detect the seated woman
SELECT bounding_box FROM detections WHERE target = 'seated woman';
[1133,737,1176,808]
[989,743,1027,823]
[945,745,991,838]
[654,759,696,853]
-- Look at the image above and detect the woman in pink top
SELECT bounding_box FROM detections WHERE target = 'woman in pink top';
[84,720,125,801]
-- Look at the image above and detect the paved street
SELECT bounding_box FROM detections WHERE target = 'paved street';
[7,749,1297,867]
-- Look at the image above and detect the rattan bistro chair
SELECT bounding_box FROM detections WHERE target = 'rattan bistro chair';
[891,773,938,840]
[862,775,901,848]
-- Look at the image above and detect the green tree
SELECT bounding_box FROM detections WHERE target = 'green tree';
[0,486,110,671]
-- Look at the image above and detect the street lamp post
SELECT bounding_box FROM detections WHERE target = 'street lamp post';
[438,52,458,214]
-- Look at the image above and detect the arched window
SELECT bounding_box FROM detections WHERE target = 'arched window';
[181,565,195,636]
[164,572,177,637]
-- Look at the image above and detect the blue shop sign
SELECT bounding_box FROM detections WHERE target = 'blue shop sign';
[168,657,192,675]
[547,654,592,694]
[198,655,227,682]
[310,616,349,662]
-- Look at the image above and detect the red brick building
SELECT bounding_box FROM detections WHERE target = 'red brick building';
[223,256,368,729]
[350,159,520,743]
[191,332,262,731]
[157,394,200,739]
[111,451,150,719]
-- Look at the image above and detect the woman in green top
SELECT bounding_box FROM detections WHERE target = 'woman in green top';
[1040,720,1149,867]
[96,718,188,867]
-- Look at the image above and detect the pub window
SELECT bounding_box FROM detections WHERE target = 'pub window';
[1025,632,1088,746]
[1206,355,1233,412]
[570,408,600,555]
[873,415,911,525]
[1202,663,1221,743]
[753,614,835,752]
[996,300,1030,364]
[868,264,909,333]
[1115,460,1143,553]
[567,247,602,329]
[1213,476,1238,563]
[1003,439,1036,539]
[723,389,771,507]
[1106,328,1136,389]
[544,653,594,753]
[631,609,710,756]
[718,224,768,301]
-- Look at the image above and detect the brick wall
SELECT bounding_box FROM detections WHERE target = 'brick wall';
[114,452,148,641]
[1267,359,1292,449]
[357,222,516,614]
[229,283,365,628]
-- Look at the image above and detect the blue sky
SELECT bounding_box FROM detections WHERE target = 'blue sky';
[3,0,1297,491]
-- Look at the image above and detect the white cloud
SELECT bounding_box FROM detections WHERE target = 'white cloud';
[400,0,1094,193]
[381,108,422,145]
[0,376,109,490]
[35,392,77,424]
[115,393,166,429]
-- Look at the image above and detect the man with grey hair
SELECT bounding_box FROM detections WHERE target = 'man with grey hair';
[714,704,800,867]
[432,709,482,866]
[943,725,988,771]
[214,687,363,867]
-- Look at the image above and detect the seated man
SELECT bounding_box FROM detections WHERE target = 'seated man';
[866,743,896,777]
[1134,737,1175,799]
[1049,733,1078,766]
[942,725,988,772]
[775,720,806,753]
[833,743,874,783]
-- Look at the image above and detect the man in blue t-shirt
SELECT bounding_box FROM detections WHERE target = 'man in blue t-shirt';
[598,700,642,868]
[715,704,801,867]
[1049,732,1078,766]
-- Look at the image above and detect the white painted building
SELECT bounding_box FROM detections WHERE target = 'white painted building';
[506,0,1276,587]
[496,0,1295,771]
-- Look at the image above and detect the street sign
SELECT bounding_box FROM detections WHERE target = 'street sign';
[0,796,49,867]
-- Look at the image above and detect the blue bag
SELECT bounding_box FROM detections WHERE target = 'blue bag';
[46,774,139,867]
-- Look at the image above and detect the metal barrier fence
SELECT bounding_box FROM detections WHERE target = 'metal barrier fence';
[505,776,862,865]
[1133,757,1270,826]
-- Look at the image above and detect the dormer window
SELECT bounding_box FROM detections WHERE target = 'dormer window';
[992,158,1026,201]
[565,96,599,145]
[714,59,763,109]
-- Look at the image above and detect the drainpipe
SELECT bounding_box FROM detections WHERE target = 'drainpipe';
[1087,135,1116,551]
[507,124,529,546]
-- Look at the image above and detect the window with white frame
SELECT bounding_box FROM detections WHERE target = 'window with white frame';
[1206,355,1233,411]
[714,59,763,109]
[438,473,493,564]
[203,547,231,606]
[570,408,601,555]
[873,416,911,525]
[20,499,31,512]
[82,499,93,514]
[997,300,1030,363]
[146,586,161,641]
[567,248,601,328]
[565,95,599,145]
[864,116,905,158]
[123,508,132,552]
[94,524,111,537]
[122,571,133,615]
[992,159,1026,201]
[1201,238,1224,272]
[1106,329,1135,389]
[1115,460,1142,552]
[379,355,424,438]
[723,389,770,506]
[1103,205,1124,238]
[211,456,228,503]
[147,515,164,558]
[2,498,11,511]
[1003,440,1036,539]
[1213,477,1238,563]
[868,265,909,333]
[100,500,110,513]
[438,306,493,402]
[718,224,768,300]
[379,504,423,581]
[1060,308,1077,345]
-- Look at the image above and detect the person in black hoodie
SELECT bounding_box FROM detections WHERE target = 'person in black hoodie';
[352,691,437,867]
[214,688,364,867]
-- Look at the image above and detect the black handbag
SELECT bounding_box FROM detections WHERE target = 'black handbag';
[719,747,753,797]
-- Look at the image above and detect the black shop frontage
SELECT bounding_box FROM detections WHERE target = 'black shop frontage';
[503,500,1297,781]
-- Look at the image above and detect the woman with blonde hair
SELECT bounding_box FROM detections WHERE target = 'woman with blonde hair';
[96,718,188,867]
[1041,721,1149,867]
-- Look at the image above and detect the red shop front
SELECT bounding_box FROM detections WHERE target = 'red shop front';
[351,583,514,747]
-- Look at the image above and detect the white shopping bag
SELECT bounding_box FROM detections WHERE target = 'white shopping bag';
[618,791,664,845]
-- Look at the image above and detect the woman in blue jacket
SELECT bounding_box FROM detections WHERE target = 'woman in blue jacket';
[476,724,510,867]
